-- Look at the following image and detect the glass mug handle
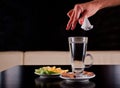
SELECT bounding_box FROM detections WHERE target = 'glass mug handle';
[84,54,94,68]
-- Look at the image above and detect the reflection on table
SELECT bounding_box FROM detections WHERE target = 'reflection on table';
[35,77,95,88]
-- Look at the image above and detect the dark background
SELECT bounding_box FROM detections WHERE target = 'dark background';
[0,0,120,51]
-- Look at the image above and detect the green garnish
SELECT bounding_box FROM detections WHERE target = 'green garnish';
[34,66,68,75]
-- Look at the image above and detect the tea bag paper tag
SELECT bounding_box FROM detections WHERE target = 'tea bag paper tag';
[81,17,93,31]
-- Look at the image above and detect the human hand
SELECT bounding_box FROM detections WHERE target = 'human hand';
[66,1,101,30]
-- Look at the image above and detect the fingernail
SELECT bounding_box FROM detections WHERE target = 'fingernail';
[66,27,69,30]
[71,27,74,30]
[80,20,83,24]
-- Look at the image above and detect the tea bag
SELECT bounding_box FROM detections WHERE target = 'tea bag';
[81,17,93,31]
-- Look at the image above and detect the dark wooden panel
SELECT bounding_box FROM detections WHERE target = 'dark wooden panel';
[0,0,120,51]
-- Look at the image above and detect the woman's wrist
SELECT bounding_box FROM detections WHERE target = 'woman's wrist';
[93,0,120,10]
[89,0,103,11]
[91,0,106,10]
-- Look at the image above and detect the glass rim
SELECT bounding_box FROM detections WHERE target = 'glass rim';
[68,36,88,39]
[68,36,88,43]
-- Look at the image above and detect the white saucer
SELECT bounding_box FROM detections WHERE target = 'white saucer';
[60,72,95,82]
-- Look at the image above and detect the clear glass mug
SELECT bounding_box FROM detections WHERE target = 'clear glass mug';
[68,37,93,76]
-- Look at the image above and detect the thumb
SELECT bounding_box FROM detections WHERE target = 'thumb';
[78,11,88,25]
[78,18,84,25]
[78,16,86,25]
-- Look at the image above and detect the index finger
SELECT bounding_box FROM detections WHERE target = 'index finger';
[71,5,82,30]
[67,9,73,18]
[66,11,75,30]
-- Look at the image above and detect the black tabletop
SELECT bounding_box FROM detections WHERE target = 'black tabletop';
[0,65,120,88]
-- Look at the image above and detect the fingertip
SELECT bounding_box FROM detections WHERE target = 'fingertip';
[71,25,75,30]
[66,26,70,30]
[78,19,84,25]
[71,28,75,30]
[66,28,69,30]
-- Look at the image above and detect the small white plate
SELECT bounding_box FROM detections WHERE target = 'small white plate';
[35,72,60,78]
[60,72,95,82]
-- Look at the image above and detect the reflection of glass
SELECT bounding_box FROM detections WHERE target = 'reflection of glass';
[35,78,62,88]
[60,80,96,88]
